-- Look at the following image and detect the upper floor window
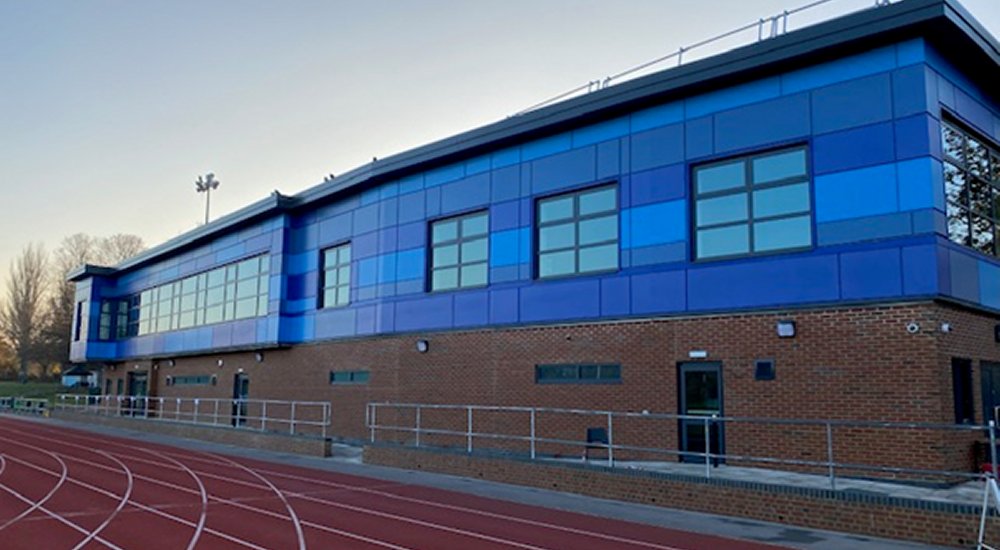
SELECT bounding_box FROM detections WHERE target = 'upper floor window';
[537,185,618,279]
[943,121,1000,256]
[321,243,351,308]
[693,146,811,260]
[430,211,488,291]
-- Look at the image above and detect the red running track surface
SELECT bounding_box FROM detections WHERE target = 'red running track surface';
[0,416,790,550]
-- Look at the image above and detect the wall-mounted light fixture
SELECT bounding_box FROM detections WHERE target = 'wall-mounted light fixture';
[254,352,264,363]
[416,339,429,353]
[776,320,796,338]
[166,359,175,367]
[237,367,245,374]
[688,350,708,359]
[133,364,140,370]
[217,359,224,368]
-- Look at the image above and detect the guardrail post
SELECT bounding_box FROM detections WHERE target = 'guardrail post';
[213,400,219,425]
[827,422,836,491]
[415,406,421,447]
[704,416,711,479]
[530,409,536,460]
[290,402,296,435]
[193,398,199,424]
[607,412,614,467]
[176,398,181,421]
[261,401,267,431]
[990,420,998,480]
[467,406,473,454]
[323,404,329,439]
[370,404,377,443]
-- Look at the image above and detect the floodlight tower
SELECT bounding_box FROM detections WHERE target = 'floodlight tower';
[195,173,220,225]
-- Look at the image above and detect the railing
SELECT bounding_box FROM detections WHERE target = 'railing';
[367,402,992,489]
[0,396,49,415]
[56,394,331,439]
[513,0,895,116]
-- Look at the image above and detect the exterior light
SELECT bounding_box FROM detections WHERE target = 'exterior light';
[217,359,224,367]
[195,173,221,225]
[776,320,796,338]
[254,352,264,363]
[416,340,429,353]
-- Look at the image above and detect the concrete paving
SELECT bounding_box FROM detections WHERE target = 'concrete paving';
[4,414,958,550]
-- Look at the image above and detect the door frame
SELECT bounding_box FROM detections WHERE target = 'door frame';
[677,361,725,463]
[232,372,250,427]
[126,371,149,417]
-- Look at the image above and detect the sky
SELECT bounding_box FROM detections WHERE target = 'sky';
[1,0,998,289]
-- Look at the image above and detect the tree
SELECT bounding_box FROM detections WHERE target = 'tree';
[39,234,98,369]
[0,244,49,382]
[96,234,145,266]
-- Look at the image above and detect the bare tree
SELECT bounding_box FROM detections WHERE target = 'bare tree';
[39,234,98,370]
[0,244,49,382]
[96,234,145,266]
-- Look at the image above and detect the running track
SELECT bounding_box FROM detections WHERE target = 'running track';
[0,416,789,550]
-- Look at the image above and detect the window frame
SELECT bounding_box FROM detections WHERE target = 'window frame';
[692,145,813,262]
[534,363,622,385]
[319,242,352,309]
[534,183,620,280]
[329,370,371,385]
[941,117,1000,257]
[952,357,975,425]
[427,209,490,292]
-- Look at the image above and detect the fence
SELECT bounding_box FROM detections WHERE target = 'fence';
[0,397,49,416]
[366,402,992,488]
[55,394,331,438]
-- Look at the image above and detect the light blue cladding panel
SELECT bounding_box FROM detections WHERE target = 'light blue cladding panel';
[815,163,898,223]
[625,201,685,249]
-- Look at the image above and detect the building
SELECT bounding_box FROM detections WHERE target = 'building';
[69,0,999,474]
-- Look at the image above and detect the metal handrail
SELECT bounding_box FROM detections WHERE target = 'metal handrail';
[366,402,996,490]
[55,394,331,439]
[512,0,896,116]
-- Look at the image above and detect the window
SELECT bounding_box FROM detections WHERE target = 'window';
[430,211,489,291]
[321,243,351,308]
[535,364,621,384]
[116,379,123,395]
[74,301,84,341]
[99,301,113,341]
[754,359,776,381]
[329,370,370,384]
[170,375,213,386]
[942,121,1000,256]
[952,358,974,424]
[537,185,618,279]
[693,146,811,260]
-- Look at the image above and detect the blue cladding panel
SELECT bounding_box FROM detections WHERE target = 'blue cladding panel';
[572,117,629,147]
[980,261,1000,310]
[491,201,520,231]
[781,45,896,94]
[949,250,980,304]
[522,133,572,161]
[896,38,926,66]
[955,90,996,138]
[597,140,620,180]
[601,277,630,317]
[811,74,893,134]
[379,198,398,227]
[631,124,684,172]
[352,231,378,259]
[688,255,840,310]
[466,155,491,176]
[627,200,686,248]
[631,242,686,266]
[379,182,399,200]
[441,173,490,214]
[840,249,903,299]
[397,221,426,250]
[491,166,520,203]
[520,279,600,322]
[353,204,379,235]
[685,117,713,160]
[454,290,489,327]
[631,101,684,132]
[398,191,426,224]
[686,77,780,118]
[813,123,895,175]
[897,157,936,212]
[377,254,397,284]
[902,245,938,295]
[489,288,518,324]
[815,164,897,223]
[396,295,453,331]
[630,164,684,207]
[892,65,933,117]
[355,305,376,335]
[315,308,356,339]
[894,115,938,161]
[425,163,466,187]
[396,248,425,281]
[286,252,317,275]
[631,271,686,314]
[398,175,424,195]
[377,227,397,252]
[532,147,597,194]
[490,228,529,267]
[357,258,377,287]
[491,147,521,169]
[714,93,811,153]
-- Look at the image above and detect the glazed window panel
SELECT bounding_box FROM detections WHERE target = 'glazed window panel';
[943,120,1000,257]
[321,243,351,308]
[694,146,811,260]
[536,185,619,279]
[430,211,489,291]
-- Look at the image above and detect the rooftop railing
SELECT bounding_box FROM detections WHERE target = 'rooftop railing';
[513,0,896,116]
[55,394,331,439]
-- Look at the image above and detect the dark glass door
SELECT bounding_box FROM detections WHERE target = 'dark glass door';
[678,362,724,462]
[982,362,1000,424]
[127,372,148,417]
[232,373,250,427]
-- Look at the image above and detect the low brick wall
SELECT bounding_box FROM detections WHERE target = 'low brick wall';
[364,444,999,548]
[53,410,331,457]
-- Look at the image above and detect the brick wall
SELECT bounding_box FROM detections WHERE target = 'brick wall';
[100,299,1000,475]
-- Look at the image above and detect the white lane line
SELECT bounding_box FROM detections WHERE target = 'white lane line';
[0,428,270,550]
[143,448,208,550]
[204,452,307,550]
[0,443,69,532]
[1,423,410,550]
[70,447,134,550]
[0,454,6,476]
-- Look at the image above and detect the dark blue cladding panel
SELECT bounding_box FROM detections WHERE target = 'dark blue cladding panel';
[630,164,684,207]
[490,201,520,232]
[955,90,996,138]
[491,166,520,203]
[397,221,426,250]
[813,122,895,175]
[597,140,621,180]
[631,271,686,315]
[781,44,896,94]
[811,74,892,134]
[980,261,1000,310]
[397,191,426,224]
[894,115,939,161]
[631,123,684,172]
[315,308,356,339]
[714,93,810,153]
[688,255,840,310]
[454,290,489,327]
[441,173,490,214]
[522,133,571,162]
[572,117,629,147]
[353,204,379,235]
[600,277,629,317]
[839,248,903,299]
[630,242,686,267]
[395,294,453,331]
[902,244,938,296]
[949,249,980,304]
[379,197,398,227]
[686,77,780,119]
[520,279,600,322]
[489,288,518,324]
[531,147,596,195]
[892,65,934,118]
[631,101,683,132]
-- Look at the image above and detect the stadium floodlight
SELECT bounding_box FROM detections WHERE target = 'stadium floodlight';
[195,173,220,225]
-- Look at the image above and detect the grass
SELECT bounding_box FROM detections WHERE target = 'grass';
[0,381,87,404]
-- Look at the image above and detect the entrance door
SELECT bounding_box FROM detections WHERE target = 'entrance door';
[127,371,149,417]
[232,373,250,427]
[982,362,1000,424]
[678,362,724,462]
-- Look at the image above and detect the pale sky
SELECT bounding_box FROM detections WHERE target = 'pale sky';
[1,0,998,287]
